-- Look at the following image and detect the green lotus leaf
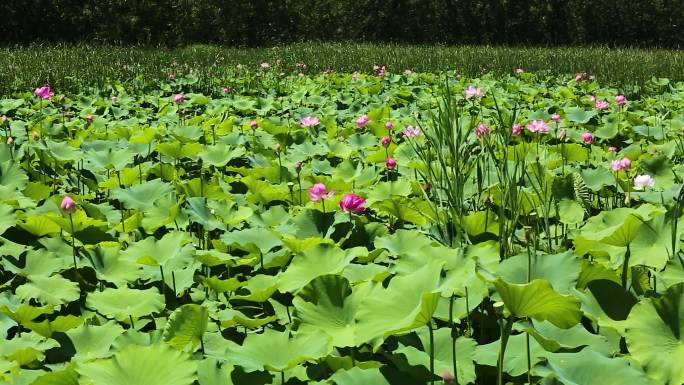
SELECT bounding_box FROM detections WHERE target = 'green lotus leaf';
[85,287,164,321]
[110,179,174,210]
[24,315,82,338]
[497,250,580,294]
[328,367,389,385]
[473,332,548,376]
[16,275,80,306]
[538,348,651,385]
[77,343,196,385]
[30,365,79,385]
[225,328,332,372]
[200,144,245,167]
[0,160,28,191]
[626,283,684,385]
[564,107,597,124]
[630,214,679,270]
[66,321,125,361]
[197,358,234,385]
[493,279,582,328]
[278,244,355,292]
[163,304,208,352]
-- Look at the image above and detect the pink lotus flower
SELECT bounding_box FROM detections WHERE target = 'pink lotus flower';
[6,137,13,145]
[525,120,549,134]
[34,85,53,100]
[385,121,394,130]
[294,161,302,172]
[551,114,561,122]
[352,72,360,81]
[558,129,567,140]
[595,100,609,110]
[60,196,77,214]
[615,95,627,105]
[260,62,270,68]
[516,68,524,74]
[378,66,386,77]
[339,193,366,213]
[608,146,618,152]
[356,114,370,129]
[85,115,94,124]
[299,116,320,128]
[581,132,593,144]
[298,72,304,77]
[373,64,380,71]
[403,125,422,138]
[309,183,333,202]
[250,120,258,129]
[404,69,412,75]
[511,123,522,135]
[633,175,655,190]
[475,123,490,137]
[611,157,631,172]
[222,87,230,94]
[465,86,484,99]
[386,157,397,170]
[443,368,455,382]
[381,136,391,148]
[167,74,175,81]
[173,93,185,104]
[296,62,307,68]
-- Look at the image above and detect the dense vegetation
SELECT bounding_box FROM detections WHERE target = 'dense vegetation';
[3,43,684,94]
[2,0,683,47]
[1,67,684,384]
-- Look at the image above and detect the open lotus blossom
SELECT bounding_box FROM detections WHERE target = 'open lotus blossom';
[339,193,366,213]
[385,121,394,129]
[222,87,230,94]
[403,125,422,138]
[386,157,397,169]
[551,114,561,122]
[308,183,333,202]
[595,99,609,110]
[173,93,185,104]
[516,68,524,74]
[34,85,53,99]
[525,120,549,134]
[615,94,627,105]
[465,86,483,99]
[378,66,386,77]
[611,157,631,171]
[608,146,618,152]
[356,114,370,129]
[404,69,412,75]
[581,132,593,144]
[633,175,655,190]
[260,62,270,68]
[511,123,522,135]
[299,116,320,127]
[381,136,391,148]
[475,123,490,137]
[60,196,77,214]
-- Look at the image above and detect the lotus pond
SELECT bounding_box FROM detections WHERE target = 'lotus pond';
[1,69,684,385]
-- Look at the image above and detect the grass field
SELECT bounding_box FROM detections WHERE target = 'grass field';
[2,43,684,94]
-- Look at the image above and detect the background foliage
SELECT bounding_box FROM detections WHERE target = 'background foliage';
[2,0,683,47]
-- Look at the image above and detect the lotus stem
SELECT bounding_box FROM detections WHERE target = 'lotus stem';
[428,321,435,385]
[69,213,77,270]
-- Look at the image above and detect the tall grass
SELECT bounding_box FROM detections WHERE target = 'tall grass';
[2,43,684,94]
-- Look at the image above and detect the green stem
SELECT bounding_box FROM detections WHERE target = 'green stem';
[69,213,77,270]
[496,318,513,385]
[428,321,435,385]
[449,295,459,385]
[622,244,631,289]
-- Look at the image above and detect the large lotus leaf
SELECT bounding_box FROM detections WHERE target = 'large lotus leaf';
[77,343,196,385]
[630,214,679,270]
[496,250,580,294]
[85,287,164,321]
[0,160,28,191]
[374,230,457,274]
[88,245,142,287]
[230,274,278,302]
[515,319,610,354]
[0,331,59,365]
[224,328,332,372]
[156,141,203,160]
[197,358,234,385]
[87,147,132,171]
[328,367,390,385]
[372,197,429,226]
[473,332,548,376]
[163,304,208,351]
[23,314,82,338]
[200,143,245,167]
[538,348,651,385]
[293,275,366,347]
[215,309,277,329]
[493,279,582,328]
[576,204,665,247]
[3,248,63,277]
[122,231,194,269]
[140,193,181,231]
[220,227,282,253]
[365,180,412,204]
[278,244,355,292]
[397,327,476,384]
[66,321,125,361]
[626,283,684,385]
[0,203,15,235]
[30,365,79,385]
[15,275,80,306]
[110,179,174,210]
[355,262,443,349]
